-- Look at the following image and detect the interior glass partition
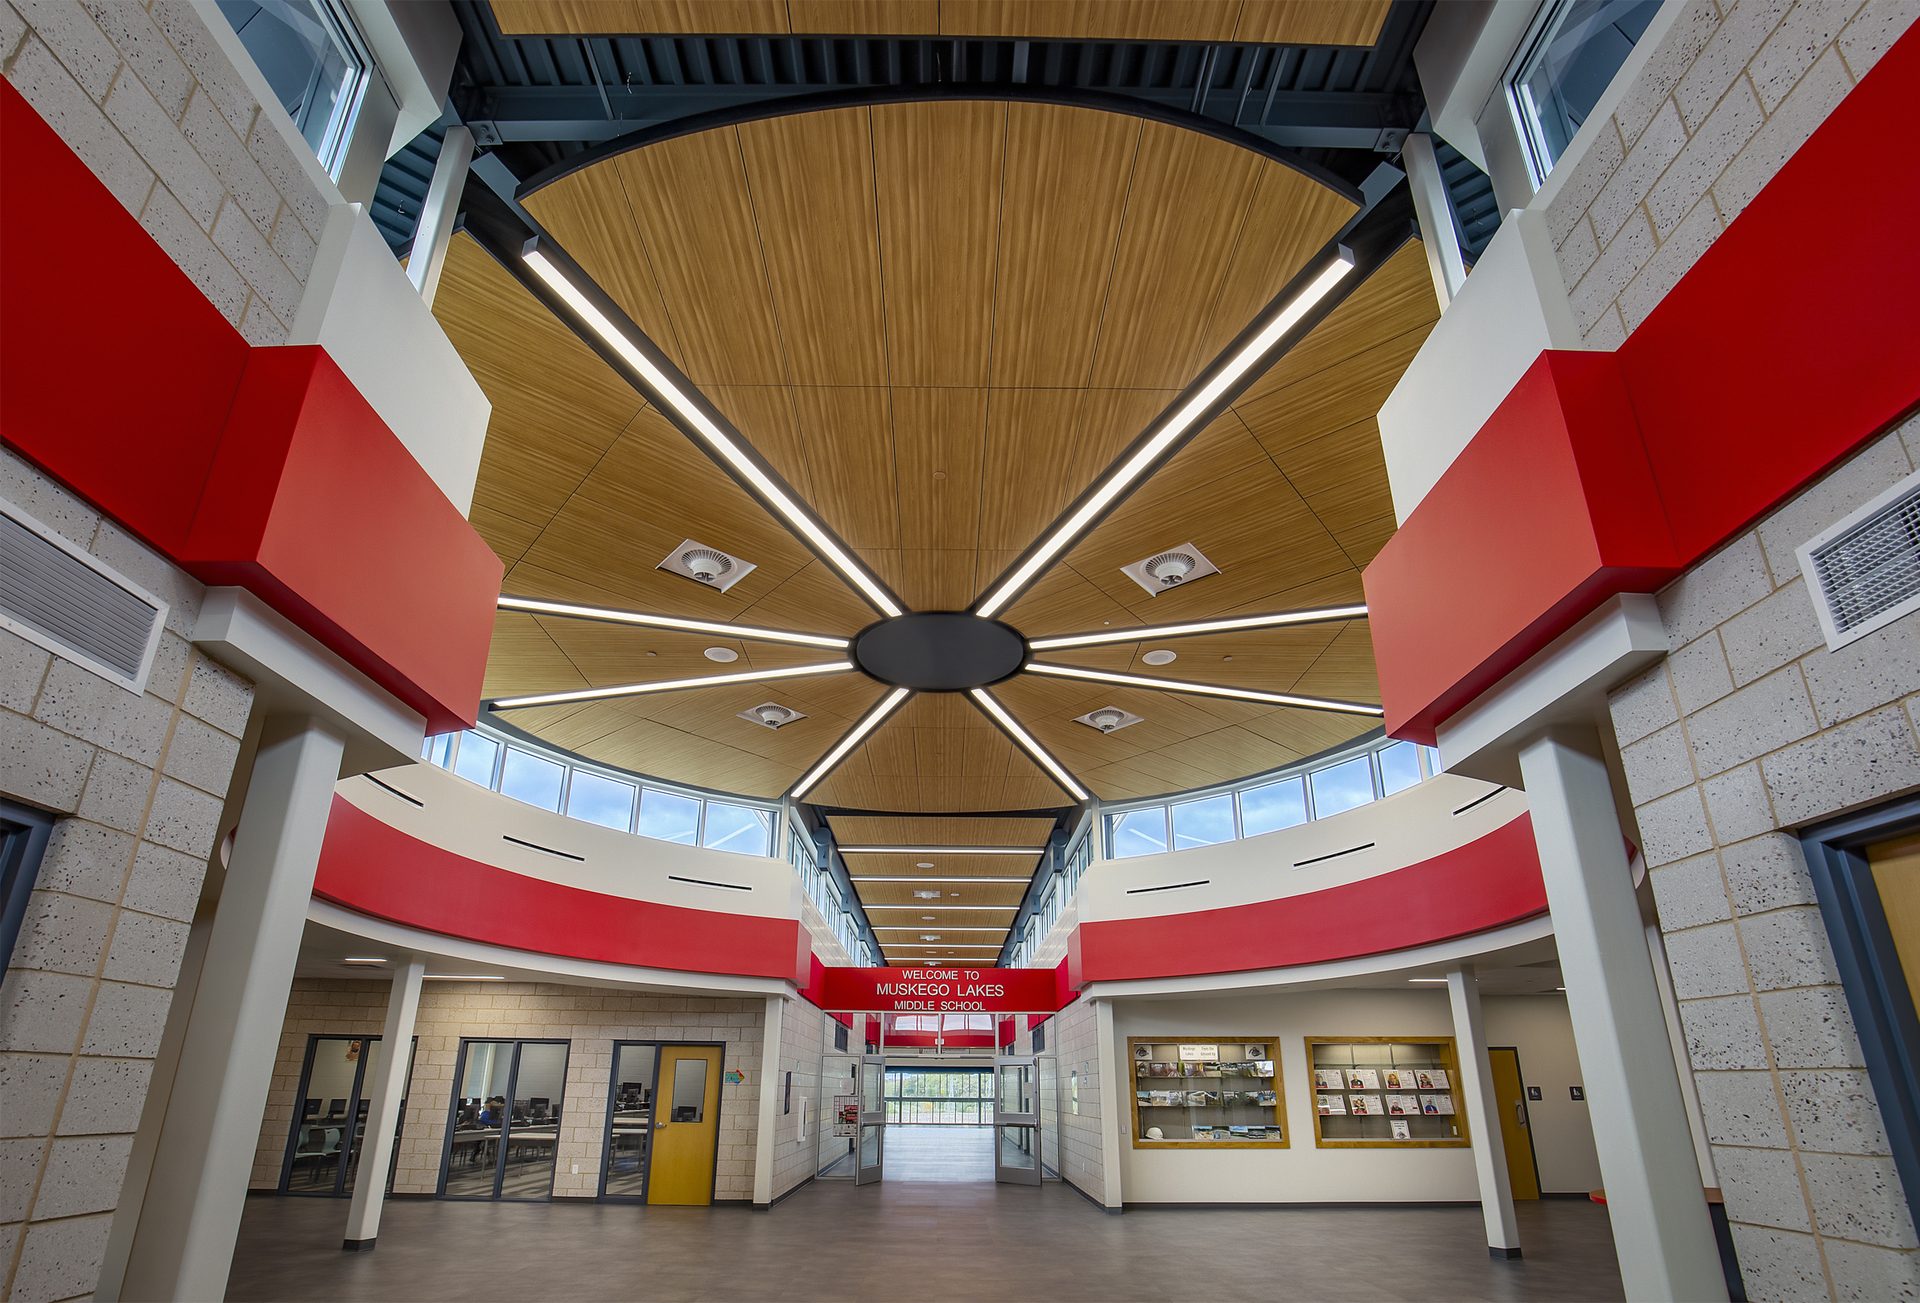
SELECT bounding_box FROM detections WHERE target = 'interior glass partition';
[440,1039,569,1201]
[280,1034,413,1197]
[601,1042,658,1199]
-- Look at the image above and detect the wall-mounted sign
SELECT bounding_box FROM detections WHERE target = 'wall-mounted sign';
[725,1068,746,1086]
[833,1095,858,1137]
[1177,1043,1220,1061]
[816,966,1060,1013]
[1526,1085,1543,1101]
[1569,1085,1585,1101]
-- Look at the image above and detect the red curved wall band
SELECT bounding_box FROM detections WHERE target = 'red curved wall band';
[0,81,499,732]
[315,798,812,982]
[1366,26,1920,743]
[1074,815,1546,982]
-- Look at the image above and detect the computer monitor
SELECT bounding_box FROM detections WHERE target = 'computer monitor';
[326,1098,346,1117]
[301,1099,321,1118]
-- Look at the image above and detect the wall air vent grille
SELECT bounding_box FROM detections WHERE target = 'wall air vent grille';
[656,537,757,593]
[1120,542,1219,596]
[0,502,166,693]
[1798,470,1920,651]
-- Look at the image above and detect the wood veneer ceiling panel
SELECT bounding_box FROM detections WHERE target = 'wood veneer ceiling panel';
[737,109,889,386]
[855,881,1026,907]
[807,711,1070,811]
[493,0,1390,43]
[827,815,1058,845]
[842,852,1041,875]
[874,102,1003,386]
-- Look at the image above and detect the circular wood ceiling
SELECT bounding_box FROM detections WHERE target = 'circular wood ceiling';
[435,99,1439,813]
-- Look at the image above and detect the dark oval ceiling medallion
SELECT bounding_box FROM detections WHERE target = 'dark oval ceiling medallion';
[853,613,1028,691]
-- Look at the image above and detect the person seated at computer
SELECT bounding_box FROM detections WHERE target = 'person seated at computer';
[477,1096,507,1127]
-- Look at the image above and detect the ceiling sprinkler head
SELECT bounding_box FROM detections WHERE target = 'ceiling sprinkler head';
[1145,551,1196,585]
[681,548,733,583]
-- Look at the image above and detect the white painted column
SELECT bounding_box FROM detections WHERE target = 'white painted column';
[1402,132,1467,308]
[1518,728,1727,1302]
[753,995,785,1206]
[407,125,475,308]
[342,958,425,1250]
[1093,999,1123,1209]
[1447,964,1522,1256]
[1647,923,1719,1188]
[118,716,346,1302]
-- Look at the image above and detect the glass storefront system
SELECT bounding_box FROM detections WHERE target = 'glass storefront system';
[440,1039,569,1201]
[884,1068,991,1125]
[279,1034,414,1196]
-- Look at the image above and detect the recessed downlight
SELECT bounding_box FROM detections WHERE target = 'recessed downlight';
[704,646,740,663]
[916,861,934,869]
[1142,649,1178,666]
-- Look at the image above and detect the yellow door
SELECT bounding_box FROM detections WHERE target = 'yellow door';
[1868,834,1920,1013]
[647,1046,723,1205]
[1488,1048,1541,1200]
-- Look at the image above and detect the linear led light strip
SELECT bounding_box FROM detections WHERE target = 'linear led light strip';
[523,250,904,619]
[838,846,1045,856]
[848,876,1032,884]
[498,594,848,650]
[790,687,911,799]
[493,660,853,710]
[864,904,1019,912]
[1027,604,1369,651]
[969,687,1091,802]
[1026,662,1384,717]
[974,252,1355,619]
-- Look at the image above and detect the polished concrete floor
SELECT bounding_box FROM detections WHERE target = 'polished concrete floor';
[883,1123,993,1182]
[228,1182,1623,1302]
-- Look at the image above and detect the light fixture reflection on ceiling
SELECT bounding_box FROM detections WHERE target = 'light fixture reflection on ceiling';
[496,594,849,649]
[790,687,912,799]
[848,876,1030,883]
[968,688,1092,801]
[1027,604,1368,651]
[837,846,1044,856]
[1026,662,1384,717]
[493,660,854,710]
[523,249,904,618]
[974,252,1355,619]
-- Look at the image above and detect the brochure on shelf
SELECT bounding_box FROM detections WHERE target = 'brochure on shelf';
[1347,1093,1384,1116]
[1316,1095,1348,1116]
[1381,1069,1417,1090]
[1313,1069,1344,1091]
[1128,1037,1287,1148]
[1345,1068,1381,1091]
[1390,1119,1412,1140]
[1420,1093,1455,1115]
[1415,1069,1450,1090]
[1384,1094,1421,1116]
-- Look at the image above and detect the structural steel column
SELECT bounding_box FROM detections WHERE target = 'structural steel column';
[1448,963,1522,1256]
[1518,728,1727,1302]
[342,957,425,1250]
[407,125,475,308]
[119,716,346,1301]
[1402,131,1467,307]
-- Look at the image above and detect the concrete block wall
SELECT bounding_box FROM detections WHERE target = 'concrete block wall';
[1542,0,1918,347]
[0,451,255,1303]
[771,1002,830,1200]
[1,0,330,347]
[1051,998,1107,1204]
[1608,415,1920,1301]
[250,979,767,1203]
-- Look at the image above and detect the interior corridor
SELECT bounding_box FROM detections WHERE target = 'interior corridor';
[881,1125,993,1183]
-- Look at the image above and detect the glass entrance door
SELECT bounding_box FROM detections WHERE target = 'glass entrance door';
[440,1039,569,1201]
[855,1055,886,1185]
[281,1035,413,1197]
[993,1054,1041,1186]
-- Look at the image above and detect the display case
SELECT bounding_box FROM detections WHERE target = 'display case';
[1305,1037,1468,1148]
[1128,1038,1287,1148]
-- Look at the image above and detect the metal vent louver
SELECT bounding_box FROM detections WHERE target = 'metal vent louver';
[1798,470,1920,651]
[656,537,756,593]
[0,503,166,692]
[1120,542,1220,596]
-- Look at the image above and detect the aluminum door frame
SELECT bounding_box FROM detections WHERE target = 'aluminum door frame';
[855,1054,886,1185]
[993,1054,1042,1186]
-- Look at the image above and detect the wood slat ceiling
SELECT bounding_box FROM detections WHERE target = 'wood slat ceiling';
[489,0,1392,46]
[841,851,1040,876]
[443,96,1433,817]
[825,815,1058,846]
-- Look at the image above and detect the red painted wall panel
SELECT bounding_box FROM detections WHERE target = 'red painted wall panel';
[1366,25,1920,743]
[1367,353,1675,740]
[1075,816,1546,981]
[0,80,498,732]
[315,796,810,982]
[0,79,249,554]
